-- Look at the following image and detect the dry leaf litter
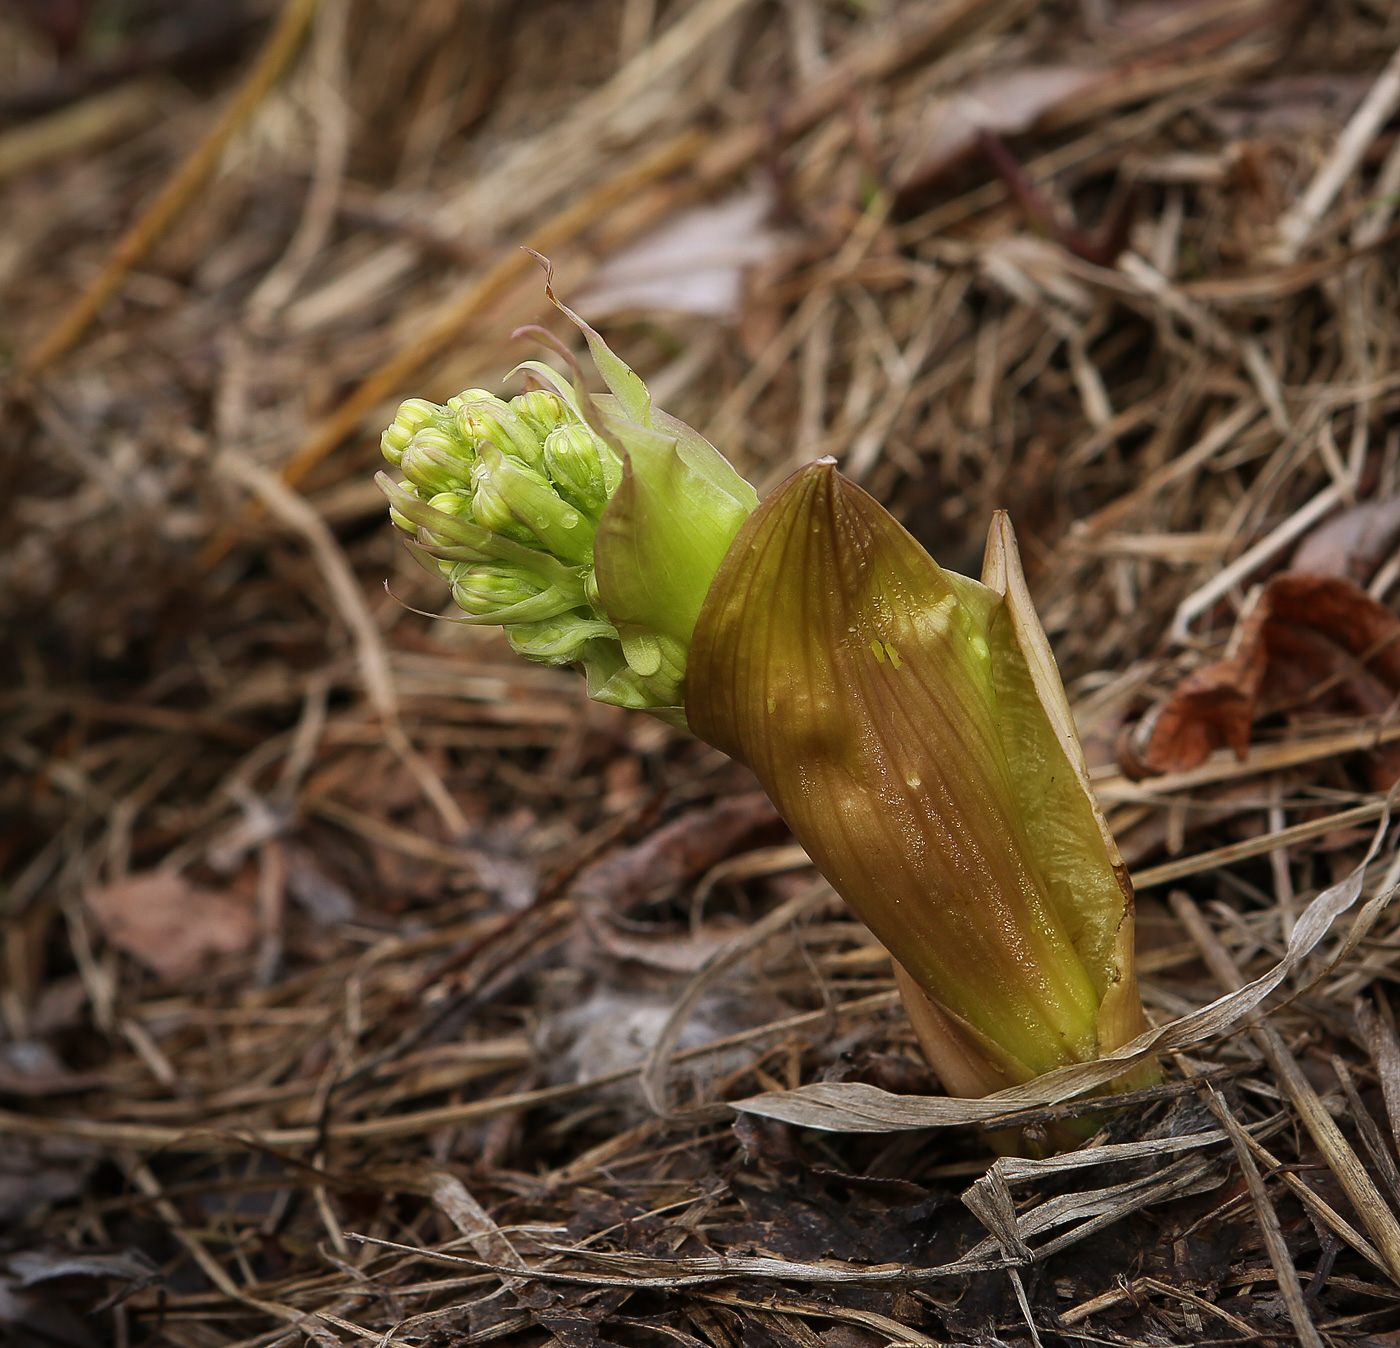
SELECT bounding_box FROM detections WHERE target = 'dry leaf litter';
[4,0,1400,1345]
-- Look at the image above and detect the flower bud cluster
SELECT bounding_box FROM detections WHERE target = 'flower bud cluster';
[380,387,623,668]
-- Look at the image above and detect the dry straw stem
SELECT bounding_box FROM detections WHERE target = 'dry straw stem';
[216,449,468,839]
[1358,998,1400,1159]
[1095,721,1400,803]
[1203,1090,1326,1348]
[0,80,165,185]
[1171,890,1400,1286]
[9,0,1400,1341]
[1270,39,1400,264]
[1235,1122,1388,1276]
[20,0,322,378]
[1131,797,1391,890]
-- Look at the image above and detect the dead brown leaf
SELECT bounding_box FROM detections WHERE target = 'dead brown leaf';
[1133,573,1400,782]
[83,871,258,982]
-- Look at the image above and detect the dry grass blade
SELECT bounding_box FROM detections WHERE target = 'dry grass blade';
[216,449,467,837]
[1205,1091,1326,1348]
[8,1,1400,1343]
[1234,1124,1389,1276]
[1358,998,1400,1160]
[0,81,165,184]
[20,0,322,376]
[1333,1055,1400,1209]
[1173,891,1400,1285]
[1131,798,1390,889]
[1270,40,1400,263]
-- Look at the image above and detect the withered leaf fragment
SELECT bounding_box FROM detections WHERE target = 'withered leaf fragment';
[1136,572,1400,787]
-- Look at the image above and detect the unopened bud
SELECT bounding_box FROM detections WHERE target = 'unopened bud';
[401,427,476,496]
[513,389,568,441]
[450,562,545,616]
[471,444,595,564]
[420,489,478,557]
[381,397,442,466]
[444,389,508,416]
[449,562,586,626]
[506,615,618,665]
[458,402,544,469]
[388,480,420,535]
[468,462,537,546]
[543,425,616,516]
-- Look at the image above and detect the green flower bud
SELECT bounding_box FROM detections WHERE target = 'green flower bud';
[469,461,539,546]
[506,614,618,664]
[458,402,545,469]
[450,562,543,615]
[447,562,582,625]
[387,479,420,535]
[381,397,442,466]
[401,427,476,496]
[379,473,587,597]
[543,425,615,516]
[421,489,477,558]
[513,389,568,441]
[444,389,509,416]
[471,444,595,564]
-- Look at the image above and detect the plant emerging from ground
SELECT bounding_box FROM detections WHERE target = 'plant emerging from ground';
[378,283,1154,1132]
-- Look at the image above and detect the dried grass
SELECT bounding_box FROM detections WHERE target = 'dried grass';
[4,0,1400,1345]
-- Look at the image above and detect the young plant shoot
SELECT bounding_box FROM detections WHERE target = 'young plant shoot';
[378,293,1153,1119]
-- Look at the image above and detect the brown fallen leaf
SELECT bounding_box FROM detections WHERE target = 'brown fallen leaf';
[1131,573,1400,784]
[84,871,258,982]
[570,792,782,971]
[893,64,1103,191]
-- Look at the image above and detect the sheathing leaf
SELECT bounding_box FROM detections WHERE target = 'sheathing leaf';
[689,463,1103,1080]
[981,514,1147,1061]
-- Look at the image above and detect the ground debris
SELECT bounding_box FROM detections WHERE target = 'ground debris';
[3,0,1400,1345]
